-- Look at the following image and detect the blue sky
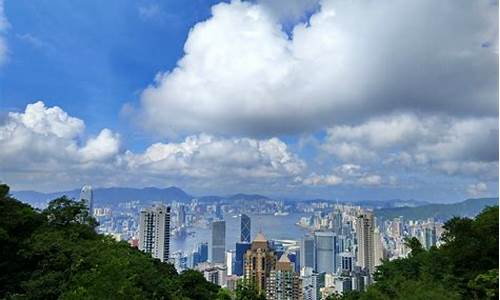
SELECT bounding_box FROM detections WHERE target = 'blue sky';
[1,0,224,150]
[0,0,498,202]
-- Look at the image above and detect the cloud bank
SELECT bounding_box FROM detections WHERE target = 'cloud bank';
[0,102,304,191]
[139,0,498,136]
[1,102,497,199]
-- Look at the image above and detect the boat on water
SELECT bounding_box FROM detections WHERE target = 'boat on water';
[274,211,289,216]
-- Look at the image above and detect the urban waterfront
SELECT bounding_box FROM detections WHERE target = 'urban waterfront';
[171,213,310,254]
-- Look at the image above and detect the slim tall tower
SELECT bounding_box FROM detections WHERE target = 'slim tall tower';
[235,242,251,276]
[356,212,375,275]
[241,214,251,243]
[300,235,315,270]
[79,185,93,216]
[199,242,209,263]
[139,205,171,262]
[211,220,226,263]
[374,228,384,268]
[314,231,335,273]
[177,204,186,226]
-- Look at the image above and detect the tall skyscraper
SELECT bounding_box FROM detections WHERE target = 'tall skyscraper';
[424,226,437,249]
[177,204,186,227]
[333,209,343,235]
[373,228,384,269]
[138,205,171,262]
[192,242,209,267]
[314,231,336,273]
[244,232,277,293]
[211,220,226,263]
[301,267,318,300]
[235,242,251,276]
[266,254,302,300]
[356,212,375,275]
[215,204,223,219]
[79,185,93,216]
[226,249,236,275]
[198,242,209,263]
[241,213,251,243]
[300,235,316,270]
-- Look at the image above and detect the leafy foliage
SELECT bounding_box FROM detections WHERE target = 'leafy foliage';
[342,206,499,300]
[234,280,266,300]
[0,184,220,300]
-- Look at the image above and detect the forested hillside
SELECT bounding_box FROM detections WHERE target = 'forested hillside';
[375,197,498,221]
[0,184,226,300]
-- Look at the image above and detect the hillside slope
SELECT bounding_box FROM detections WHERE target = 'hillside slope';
[375,197,498,221]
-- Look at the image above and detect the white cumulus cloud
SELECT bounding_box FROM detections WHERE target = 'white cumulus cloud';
[466,182,488,198]
[322,114,498,179]
[0,102,121,173]
[0,102,306,192]
[139,0,498,137]
[122,134,305,179]
[301,164,389,187]
[302,173,343,186]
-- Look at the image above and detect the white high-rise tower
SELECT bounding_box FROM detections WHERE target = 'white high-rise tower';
[356,212,375,275]
[79,185,93,216]
[139,205,171,262]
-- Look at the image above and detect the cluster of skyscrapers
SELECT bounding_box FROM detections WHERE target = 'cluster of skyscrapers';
[121,194,443,299]
[295,209,384,297]
[381,216,441,258]
[188,207,383,299]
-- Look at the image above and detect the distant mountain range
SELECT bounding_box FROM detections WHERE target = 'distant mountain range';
[11,187,275,209]
[197,193,271,203]
[11,187,498,219]
[12,187,192,208]
[352,199,430,209]
[375,197,499,221]
[286,198,429,208]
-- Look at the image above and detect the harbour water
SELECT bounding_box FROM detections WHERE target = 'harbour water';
[171,213,310,254]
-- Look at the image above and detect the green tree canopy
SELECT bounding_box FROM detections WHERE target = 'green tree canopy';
[343,206,499,300]
[0,184,220,300]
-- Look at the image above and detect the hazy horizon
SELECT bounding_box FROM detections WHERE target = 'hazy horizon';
[9,184,499,205]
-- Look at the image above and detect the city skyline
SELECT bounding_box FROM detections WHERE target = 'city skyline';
[129,196,446,297]
[0,0,498,202]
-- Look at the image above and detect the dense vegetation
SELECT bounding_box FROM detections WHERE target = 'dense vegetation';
[375,197,498,221]
[334,205,499,300]
[0,184,225,300]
